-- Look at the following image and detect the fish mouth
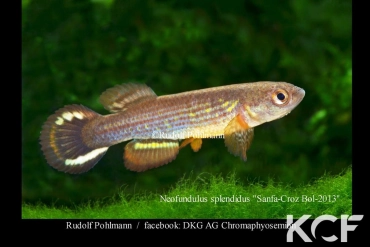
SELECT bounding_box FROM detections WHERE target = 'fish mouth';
[293,86,305,105]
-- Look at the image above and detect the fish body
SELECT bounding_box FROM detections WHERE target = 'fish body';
[40,81,305,174]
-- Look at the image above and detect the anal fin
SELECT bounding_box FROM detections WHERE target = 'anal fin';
[224,114,254,161]
[124,139,179,172]
[180,138,202,152]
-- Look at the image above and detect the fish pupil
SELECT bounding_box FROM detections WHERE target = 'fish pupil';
[277,93,285,101]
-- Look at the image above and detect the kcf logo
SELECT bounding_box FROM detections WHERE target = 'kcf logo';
[287,214,363,242]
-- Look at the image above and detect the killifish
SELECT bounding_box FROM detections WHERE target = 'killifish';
[40,81,305,174]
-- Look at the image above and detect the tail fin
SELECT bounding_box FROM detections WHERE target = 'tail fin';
[40,104,108,174]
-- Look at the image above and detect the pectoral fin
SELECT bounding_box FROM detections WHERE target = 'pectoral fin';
[124,139,179,172]
[180,138,203,152]
[224,114,254,161]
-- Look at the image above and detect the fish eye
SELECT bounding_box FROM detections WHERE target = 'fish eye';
[277,93,285,100]
[272,89,289,105]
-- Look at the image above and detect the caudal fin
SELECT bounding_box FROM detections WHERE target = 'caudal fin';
[40,104,108,174]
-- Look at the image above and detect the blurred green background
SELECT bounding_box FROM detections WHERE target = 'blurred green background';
[22,0,351,207]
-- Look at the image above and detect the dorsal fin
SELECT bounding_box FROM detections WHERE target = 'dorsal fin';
[99,83,157,113]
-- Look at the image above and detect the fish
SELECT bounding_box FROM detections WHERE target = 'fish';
[40,81,305,174]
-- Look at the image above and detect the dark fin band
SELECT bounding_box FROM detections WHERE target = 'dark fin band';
[99,83,157,113]
[224,114,254,161]
[124,139,179,172]
[40,104,108,174]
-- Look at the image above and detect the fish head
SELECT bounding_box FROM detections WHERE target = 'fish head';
[242,81,305,126]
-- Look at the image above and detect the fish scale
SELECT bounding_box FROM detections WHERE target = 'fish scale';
[92,97,234,144]
[40,81,305,174]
